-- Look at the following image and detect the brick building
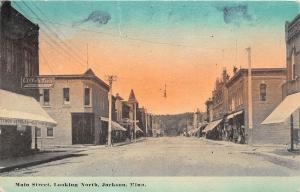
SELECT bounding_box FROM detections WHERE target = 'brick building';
[204,67,287,144]
[203,69,229,140]
[227,68,287,144]
[0,1,39,100]
[0,1,56,158]
[36,69,109,147]
[127,89,144,138]
[211,69,229,120]
[137,107,146,135]
[262,14,300,147]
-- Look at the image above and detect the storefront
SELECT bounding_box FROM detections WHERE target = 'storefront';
[203,119,223,140]
[225,110,245,144]
[0,90,56,158]
[101,117,128,144]
[135,125,144,138]
[71,113,95,144]
[262,92,300,148]
[196,123,208,137]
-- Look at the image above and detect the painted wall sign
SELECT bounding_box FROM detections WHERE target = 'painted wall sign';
[21,77,55,89]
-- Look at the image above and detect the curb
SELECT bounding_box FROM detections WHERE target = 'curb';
[0,138,148,173]
[0,153,79,173]
[113,138,146,147]
[250,151,300,170]
[201,137,300,167]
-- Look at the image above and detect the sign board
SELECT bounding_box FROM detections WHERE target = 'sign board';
[0,117,55,127]
[22,76,55,89]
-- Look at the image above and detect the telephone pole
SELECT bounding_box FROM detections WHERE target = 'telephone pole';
[107,75,117,147]
[145,109,148,137]
[86,43,89,70]
[246,47,253,144]
[134,102,137,142]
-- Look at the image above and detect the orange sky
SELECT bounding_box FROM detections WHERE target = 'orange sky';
[14,1,298,114]
[39,30,286,114]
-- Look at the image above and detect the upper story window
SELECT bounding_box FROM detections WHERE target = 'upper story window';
[47,127,54,137]
[24,49,32,77]
[292,44,297,80]
[43,89,50,106]
[260,83,267,101]
[5,39,13,73]
[84,87,91,106]
[63,88,70,104]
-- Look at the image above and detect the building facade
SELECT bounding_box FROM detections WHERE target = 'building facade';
[211,69,229,121]
[36,69,109,147]
[226,68,287,144]
[262,15,300,148]
[0,1,39,100]
[0,2,57,158]
[203,69,229,140]
[204,68,287,144]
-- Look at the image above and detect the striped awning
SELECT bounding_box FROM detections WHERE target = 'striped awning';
[135,125,143,133]
[0,89,57,127]
[262,92,300,124]
[203,119,223,133]
[226,110,244,120]
[101,117,127,131]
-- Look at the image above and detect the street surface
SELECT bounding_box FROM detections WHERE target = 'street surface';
[2,137,300,176]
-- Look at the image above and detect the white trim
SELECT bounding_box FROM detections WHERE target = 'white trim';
[63,87,70,105]
[46,127,54,137]
[43,89,50,106]
[84,86,92,107]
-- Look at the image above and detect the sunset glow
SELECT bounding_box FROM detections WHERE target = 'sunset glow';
[12,1,300,114]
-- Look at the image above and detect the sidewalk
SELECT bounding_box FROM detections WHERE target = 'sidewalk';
[201,137,300,164]
[0,150,79,173]
[0,137,147,173]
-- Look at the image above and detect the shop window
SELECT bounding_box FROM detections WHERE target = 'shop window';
[43,89,50,105]
[47,127,54,137]
[63,88,70,104]
[260,84,267,101]
[84,87,91,106]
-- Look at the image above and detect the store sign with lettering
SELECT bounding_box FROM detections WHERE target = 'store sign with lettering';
[22,77,54,89]
[0,118,51,127]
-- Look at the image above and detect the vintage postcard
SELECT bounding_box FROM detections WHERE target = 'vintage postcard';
[1,0,300,191]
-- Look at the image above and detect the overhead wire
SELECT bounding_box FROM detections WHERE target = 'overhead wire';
[14,2,86,68]
[27,1,87,65]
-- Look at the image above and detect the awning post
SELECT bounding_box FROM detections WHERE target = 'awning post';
[290,114,294,152]
[34,127,38,150]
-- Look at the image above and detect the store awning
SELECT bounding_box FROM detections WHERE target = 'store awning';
[0,89,57,127]
[135,125,143,133]
[226,110,244,120]
[203,119,223,132]
[101,117,127,131]
[188,128,197,135]
[262,92,300,124]
[195,124,207,133]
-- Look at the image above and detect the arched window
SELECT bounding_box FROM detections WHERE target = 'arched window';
[292,44,297,80]
[260,84,267,101]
